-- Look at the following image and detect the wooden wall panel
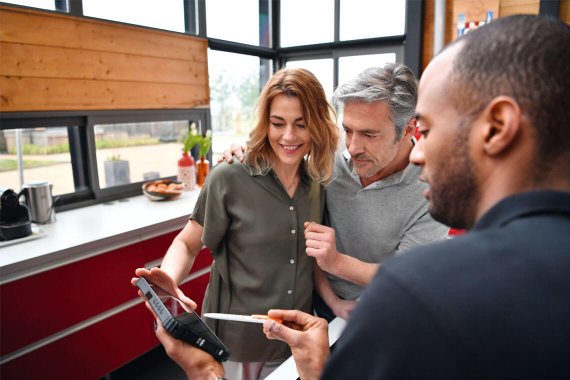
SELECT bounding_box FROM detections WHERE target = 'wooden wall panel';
[0,7,206,61]
[422,0,454,73]
[499,0,539,16]
[0,43,208,85]
[0,5,209,112]
[421,0,544,74]
[453,0,500,40]
[1,77,208,111]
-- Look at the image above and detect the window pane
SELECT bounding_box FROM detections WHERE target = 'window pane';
[340,0,406,41]
[1,0,55,11]
[83,0,185,33]
[281,0,334,47]
[206,0,260,45]
[0,127,75,196]
[208,50,271,162]
[338,53,397,87]
[286,59,334,101]
[94,120,193,188]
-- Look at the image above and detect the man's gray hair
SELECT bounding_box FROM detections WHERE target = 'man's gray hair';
[332,63,417,138]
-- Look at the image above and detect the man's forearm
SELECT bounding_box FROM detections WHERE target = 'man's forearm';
[329,253,379,286]
[315,266,340,307]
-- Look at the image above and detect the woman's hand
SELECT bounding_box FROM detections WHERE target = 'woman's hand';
[131,267,197,310]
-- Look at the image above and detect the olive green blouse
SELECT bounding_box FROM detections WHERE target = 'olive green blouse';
[191,160,323,362]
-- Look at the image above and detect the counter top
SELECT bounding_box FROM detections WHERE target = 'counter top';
[0,190,200,285]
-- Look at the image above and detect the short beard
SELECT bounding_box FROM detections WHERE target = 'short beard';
[429,121,479,230]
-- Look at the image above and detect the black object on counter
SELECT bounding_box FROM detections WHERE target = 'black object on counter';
[0,189,32,241]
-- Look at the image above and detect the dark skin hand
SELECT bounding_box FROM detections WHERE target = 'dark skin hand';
[263,309,330,380]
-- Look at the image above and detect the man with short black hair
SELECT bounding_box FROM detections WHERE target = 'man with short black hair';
[265,14,570,379]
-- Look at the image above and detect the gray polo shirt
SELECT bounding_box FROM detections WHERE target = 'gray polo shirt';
[326,150,449,300]
[191,160,323,362]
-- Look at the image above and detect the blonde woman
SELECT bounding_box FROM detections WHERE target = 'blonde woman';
[134,67,338,379]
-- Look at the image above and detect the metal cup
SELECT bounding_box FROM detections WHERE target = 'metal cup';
[20,181,56,224]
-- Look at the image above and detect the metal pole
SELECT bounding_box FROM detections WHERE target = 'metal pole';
[15,129,24,188]
[434,0,446,56]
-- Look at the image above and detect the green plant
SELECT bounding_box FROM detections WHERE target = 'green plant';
[107,154,122,161]
[182,123,201,153]
[0,159,59,172]
[96,137,158,149]
[8,143,70,155]
[198,130,212,158]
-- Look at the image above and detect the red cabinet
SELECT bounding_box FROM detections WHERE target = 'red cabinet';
[0,231,212,380]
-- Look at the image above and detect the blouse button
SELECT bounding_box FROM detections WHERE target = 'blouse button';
[287,290,292,295]
[291,229,296,234]
[289,205,294,211]
[290,259,295,264]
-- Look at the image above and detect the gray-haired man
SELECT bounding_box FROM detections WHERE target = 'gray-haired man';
[307,63,448,320]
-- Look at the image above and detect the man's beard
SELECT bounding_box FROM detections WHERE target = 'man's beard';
[429,127,479,230]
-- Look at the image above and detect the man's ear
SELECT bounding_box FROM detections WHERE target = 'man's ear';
[481,96,522,156]
[403,118,417,138]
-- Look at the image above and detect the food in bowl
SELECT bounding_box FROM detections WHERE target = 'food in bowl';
[142,180,183,201]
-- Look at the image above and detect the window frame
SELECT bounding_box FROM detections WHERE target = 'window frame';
[0,109,210,211]
[0,0,423,209]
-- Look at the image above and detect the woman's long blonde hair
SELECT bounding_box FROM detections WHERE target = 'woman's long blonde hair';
[246,68,339,184]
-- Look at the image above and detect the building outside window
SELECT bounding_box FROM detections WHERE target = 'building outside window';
[1,127,76,196]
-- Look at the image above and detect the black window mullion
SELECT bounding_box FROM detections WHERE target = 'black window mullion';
[539,0,559,17]
[198,0,207,38]
[404,0,424,77]
[54,0,66,12]
[67,124,90,191]
[334,0,340,42]
[183,0,197,35]
[259,0,270,48]
[271,0,280,50]
[66,0,83,16]
[333,0,340,89]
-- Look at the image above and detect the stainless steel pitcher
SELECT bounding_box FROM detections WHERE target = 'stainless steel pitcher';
[19,181,56,224]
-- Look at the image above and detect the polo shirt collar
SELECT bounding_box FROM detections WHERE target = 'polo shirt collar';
[243,159,311,185]
[342,138,417,190]
[473,190,570,231]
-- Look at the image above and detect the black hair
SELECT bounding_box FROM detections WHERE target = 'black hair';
[449,15,570,178]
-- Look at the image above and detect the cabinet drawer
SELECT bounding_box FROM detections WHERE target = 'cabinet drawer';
[0,243,143,356]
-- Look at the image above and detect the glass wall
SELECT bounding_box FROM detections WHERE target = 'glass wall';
[339,0,406,40]
[82,0,186,33]
[280,1,406,113]
[0,127,75,196]
[286,59,334,100]
[93,120,192,188]
[207,50,272,162]
[0,0,417,209]
[206,0,264,46]
[338,53,397,87]
[0,0,55,11]
[280,0,334,47]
